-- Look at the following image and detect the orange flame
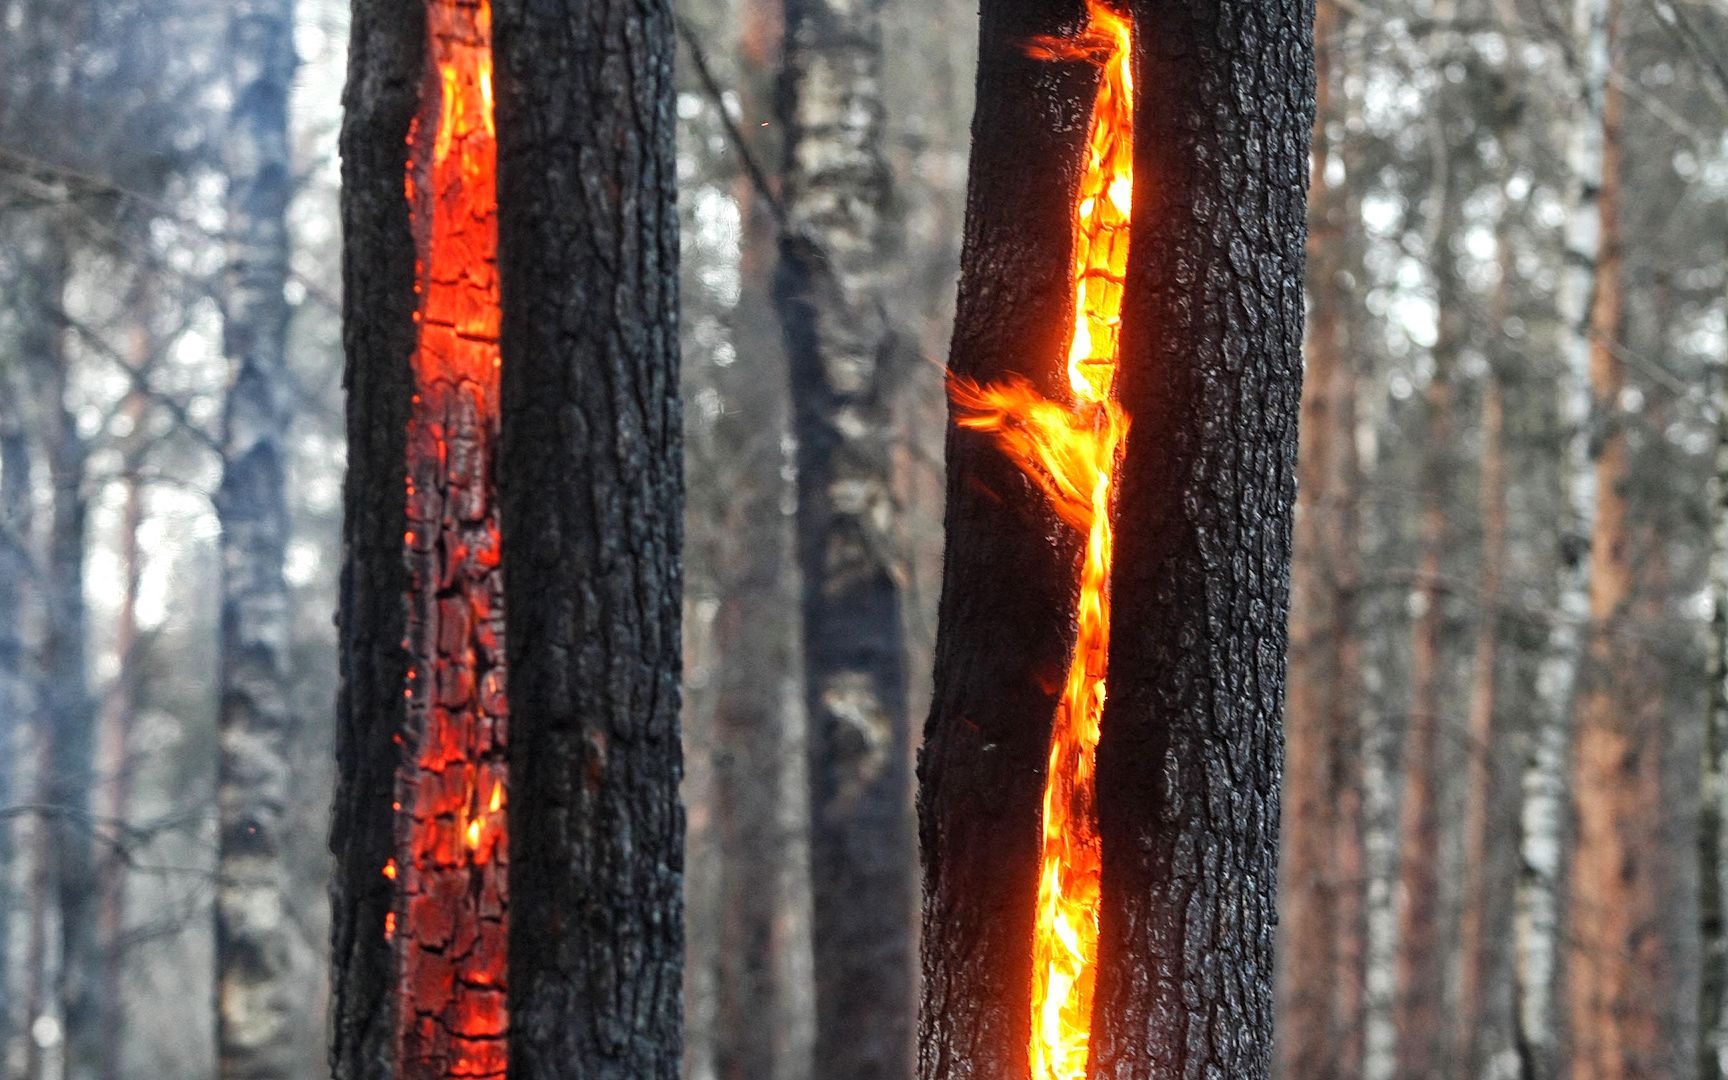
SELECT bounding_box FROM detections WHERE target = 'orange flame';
[950,5,1131,1079]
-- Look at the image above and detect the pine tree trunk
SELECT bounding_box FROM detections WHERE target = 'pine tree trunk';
[1279,3,1367,1073]
[1393,125,1467,1080]
[1565,5,1689,1069]
[215,3,300,1076]
[776,0,916,1074]
[918,2,1312,1077]
[492,0,685,1074]
[1703,260,1728,1080]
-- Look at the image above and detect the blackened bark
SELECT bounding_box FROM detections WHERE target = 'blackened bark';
[1089,3,1309,1077]
[491,0,684,1075]
[331,1,421,1074]
[919,2,1310,1078]
[776,0,915,1074]
[918,1,1100,1074]
[216,2,300,1076]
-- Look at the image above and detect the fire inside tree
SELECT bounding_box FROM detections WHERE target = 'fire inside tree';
[395,0,508,1074]
[947,4,1131,1079]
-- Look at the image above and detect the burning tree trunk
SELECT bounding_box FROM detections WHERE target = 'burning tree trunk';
[215,1,299,1076]
[919,2,1311,1078]
[332,0,682,1076]
[776,0,916,1073]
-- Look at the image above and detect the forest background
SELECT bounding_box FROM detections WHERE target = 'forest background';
[0,0,1724,1077]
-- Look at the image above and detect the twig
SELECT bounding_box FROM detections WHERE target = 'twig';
[674,16,783,222]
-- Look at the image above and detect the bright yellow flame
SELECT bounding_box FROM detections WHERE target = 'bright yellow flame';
[466,818,483,851]
[489,781,503,814]
[949,6,1132,1080]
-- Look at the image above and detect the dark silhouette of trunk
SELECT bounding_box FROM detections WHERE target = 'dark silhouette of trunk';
[1706,250,1728,1080]
[1278,2,1367,1074]
[776,0,915,1074]
[918,2,1312,1077]
[215,3,299,1076]
[491,0,684,1073]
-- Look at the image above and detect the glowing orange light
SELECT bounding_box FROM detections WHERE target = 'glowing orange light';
[383,858,398,880]
[949,5,1132,1079]
[393,1,509,1076]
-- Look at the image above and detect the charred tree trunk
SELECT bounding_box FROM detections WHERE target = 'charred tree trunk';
[216,3,299,1076]
[335,0,682,1075]
[1278,3,1368,1074]
[918,2,1312,1078]
[776,0,915,1074]
[492,0,685,1074]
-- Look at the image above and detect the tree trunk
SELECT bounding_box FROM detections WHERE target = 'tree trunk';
[34,225,99,1080]
[492,0,684,1074]
[776,0,916,1074]
[215,4,299,1075]
[918,2,1311,1078]
[1393,111,1468,1080]
[1565,4,1688,1069]
[0,365,36,1076]
[1516,1,1613,1070]
[1704,259,1728,1080]
[1278,2,1368,1074]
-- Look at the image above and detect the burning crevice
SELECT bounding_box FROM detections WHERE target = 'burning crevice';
[947,4,1132,1079]
[395,0,508,1075]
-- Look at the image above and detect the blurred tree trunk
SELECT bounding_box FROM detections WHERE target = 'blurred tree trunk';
[0,367,36,1075]
[93,340,146,1080]
[215,2,299,1076]
[776,0,916,1072]
[1279,2,1368,1074]
[919,2,1311,1077]
[1456,172,1521,1079]
[1393,106,1466,1080]
[492,0,685,1074]
[32,225,99,1080]
[1564,0,1689,1071]
[1516,2,1614,1072]
[1705,263,1728,1079]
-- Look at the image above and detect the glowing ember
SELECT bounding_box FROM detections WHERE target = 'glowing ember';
[949,5,1132,1079]
[393,0,509,1075]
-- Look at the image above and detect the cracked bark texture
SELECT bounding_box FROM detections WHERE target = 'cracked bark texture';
[216,2,300,1076]
[332,0,422,1073]
[491,0,684,1076]
[918,2,1310,1078]
[776,0,915,1074]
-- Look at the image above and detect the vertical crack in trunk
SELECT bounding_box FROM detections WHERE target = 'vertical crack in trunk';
[395,1,509,1074]
[947,5,1132,1077]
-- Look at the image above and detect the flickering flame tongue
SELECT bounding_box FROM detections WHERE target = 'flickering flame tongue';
[949,5,1132,1079]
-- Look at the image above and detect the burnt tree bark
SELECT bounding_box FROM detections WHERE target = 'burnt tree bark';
[492,0,684,1076]
[216,2,299,1076]
[918,2,1311,1078]
[334,0,682,1076]
[776,0,916,1074]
